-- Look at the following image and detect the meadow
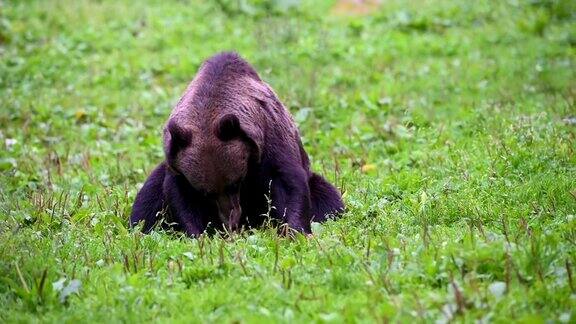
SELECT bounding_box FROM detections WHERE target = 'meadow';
[0,0,575,322]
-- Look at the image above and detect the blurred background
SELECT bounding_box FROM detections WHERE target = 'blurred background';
[1,0,574,195]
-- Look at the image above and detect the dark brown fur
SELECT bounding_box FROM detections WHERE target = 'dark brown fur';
[131,52,344,236]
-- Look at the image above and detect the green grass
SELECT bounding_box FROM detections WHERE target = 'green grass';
[1,0,575,322]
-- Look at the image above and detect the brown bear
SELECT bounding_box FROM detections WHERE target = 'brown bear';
[130,52,344,236]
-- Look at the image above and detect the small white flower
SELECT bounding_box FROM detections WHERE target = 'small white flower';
[5,138,17,149]
[489,281,506,298]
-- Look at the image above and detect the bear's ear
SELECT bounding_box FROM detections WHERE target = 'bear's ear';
[216,114,263,162]
[164,119,190,156]
[216,114,242,141]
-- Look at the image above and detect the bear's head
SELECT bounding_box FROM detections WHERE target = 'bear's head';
[163,113,261,231]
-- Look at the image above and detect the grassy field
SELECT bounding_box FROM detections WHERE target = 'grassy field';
[1,0,575,322]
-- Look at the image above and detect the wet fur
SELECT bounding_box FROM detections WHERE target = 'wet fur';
[130,52,344,236]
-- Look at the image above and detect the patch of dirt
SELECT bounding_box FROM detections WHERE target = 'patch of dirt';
[331,0,382,16]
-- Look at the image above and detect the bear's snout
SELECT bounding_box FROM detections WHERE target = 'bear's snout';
[216,193,242,232]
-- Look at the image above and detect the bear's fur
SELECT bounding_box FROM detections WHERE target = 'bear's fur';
[130,52,344,236]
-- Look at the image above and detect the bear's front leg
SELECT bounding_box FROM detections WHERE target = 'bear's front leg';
[131,163,168,233]
[163,171,209,237]
[271,167,312,234]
